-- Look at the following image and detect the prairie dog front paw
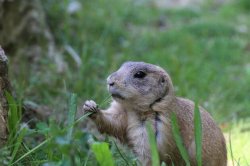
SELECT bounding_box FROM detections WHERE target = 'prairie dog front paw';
[83,100,99,116]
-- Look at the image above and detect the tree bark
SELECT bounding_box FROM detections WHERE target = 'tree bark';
[0,0,65,72]
[0,46,11,148]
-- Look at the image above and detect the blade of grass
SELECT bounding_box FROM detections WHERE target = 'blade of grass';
[229,130,235,166]
[171,113,190,166]
[112,139,129,166]
[5,92,20,144]
[83,151,91,166]
[5,91,24,163]
[66,93,77,141]
[62,93,77,162]
[91,142,114,166]
[99,95,112,107]
[74,112,92,125]
[9,127,27,164]
[194,102,202,166]
[10,138,50,165]
[235,158,241,166]
[146,122,160,166]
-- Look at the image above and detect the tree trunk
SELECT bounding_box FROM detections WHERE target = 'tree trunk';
[0,0,65,72]
[0,46,11,148]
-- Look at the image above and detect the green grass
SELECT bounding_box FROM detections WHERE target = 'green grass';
[3,0,250,165]
[2,92,27,165]
[171,113,191,166]
[194,103,202,166]
[170,103,203,166]
[146,122,160,166]
[38,0,250,122]
[91,142,114,166]
[226,119,250,166]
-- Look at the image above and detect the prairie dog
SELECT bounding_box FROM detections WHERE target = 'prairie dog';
[83,61,227,166]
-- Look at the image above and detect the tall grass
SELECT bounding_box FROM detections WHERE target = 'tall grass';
[4,92,26,165]
[194,103,202,166]
[5,93,122,166]
[227,120,250,165]
[171,113,191,166]
[170,102,203,166]
[146,122,160,166]
[5,92,22,146]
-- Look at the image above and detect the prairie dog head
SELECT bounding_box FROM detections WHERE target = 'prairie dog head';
[107,61,175,111]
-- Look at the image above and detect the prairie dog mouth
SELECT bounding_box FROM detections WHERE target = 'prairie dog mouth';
[111,93,125,100]
[108,86,125,100]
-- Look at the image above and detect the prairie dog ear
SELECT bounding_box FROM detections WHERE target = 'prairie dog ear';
[161,74,170,92]
[159,76,166,85]
[159,72,169,85]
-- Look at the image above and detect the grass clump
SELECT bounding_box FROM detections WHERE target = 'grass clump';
[3,94,133,166]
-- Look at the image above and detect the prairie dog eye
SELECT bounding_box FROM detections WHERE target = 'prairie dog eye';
[134,71,146,79]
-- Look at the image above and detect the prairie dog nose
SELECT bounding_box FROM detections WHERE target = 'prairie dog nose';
[109,81,115,86]
[107,75,115,86]
[107,72,120,86]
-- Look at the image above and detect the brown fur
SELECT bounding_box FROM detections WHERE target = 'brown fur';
[83,61,227,166]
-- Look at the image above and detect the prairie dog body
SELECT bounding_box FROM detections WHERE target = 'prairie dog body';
[83,62,227,166]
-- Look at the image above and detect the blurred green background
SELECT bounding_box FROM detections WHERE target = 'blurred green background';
[1,0,250,165]
[14,0,250,121]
